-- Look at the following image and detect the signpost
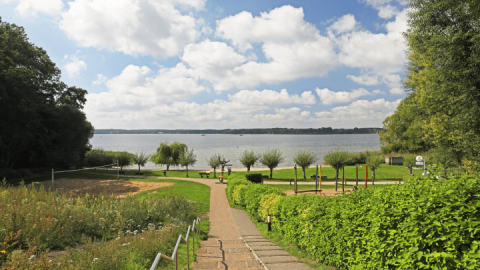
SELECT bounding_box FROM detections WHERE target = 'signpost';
[416,156,425,175]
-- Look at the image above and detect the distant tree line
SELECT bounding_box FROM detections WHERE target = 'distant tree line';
[94,127,384,135]
[0,18,93,177]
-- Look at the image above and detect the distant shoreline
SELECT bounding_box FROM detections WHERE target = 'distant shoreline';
[94,127,383,135]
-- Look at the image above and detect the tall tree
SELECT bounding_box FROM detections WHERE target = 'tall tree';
[133,151,150,172]
[405,0,480,169]
[0,18,93,172]
[323,149,349,180]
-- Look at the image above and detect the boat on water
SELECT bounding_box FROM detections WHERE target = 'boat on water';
[201,134,205,136]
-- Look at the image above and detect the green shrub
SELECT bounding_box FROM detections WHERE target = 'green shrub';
[258,193,284,223]
[244,184,285,221]
[233,184,249,206]
[226,175,251,201]
[273,176,480,269]
[346,152,367,165]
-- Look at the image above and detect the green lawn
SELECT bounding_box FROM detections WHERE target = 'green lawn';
[90,168,223,179]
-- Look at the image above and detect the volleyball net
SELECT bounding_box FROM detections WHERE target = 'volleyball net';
[50,163,118,191]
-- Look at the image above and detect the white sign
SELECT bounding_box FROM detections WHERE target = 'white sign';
[416,162,424,165]
[416,156,423,162]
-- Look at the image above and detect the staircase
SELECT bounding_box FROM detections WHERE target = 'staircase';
[193,238,263,270]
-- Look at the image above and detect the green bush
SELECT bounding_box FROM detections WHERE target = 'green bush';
[346,152,367,165]
[226,174,251,201]
[244,184,285,221]
[273,176,480,269]
[233,184,249,206]
[258,193,284,223]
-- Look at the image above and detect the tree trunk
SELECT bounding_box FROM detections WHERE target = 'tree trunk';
[335,168,339,180]
[213,168,216,178]
[408,166,413,175]
[247,166,250,172]
[302,167,306,179]
[270,168,273,179]
[138,165,141,172]
[372,169,375,185]
[166,164,170,171]
[186,166,188,177]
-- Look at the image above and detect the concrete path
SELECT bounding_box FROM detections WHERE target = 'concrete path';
[231,209,313,270]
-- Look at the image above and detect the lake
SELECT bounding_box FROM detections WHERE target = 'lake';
[90,134,381,169]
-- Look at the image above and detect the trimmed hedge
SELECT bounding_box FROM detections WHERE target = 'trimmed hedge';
[273,176,480,269]
[245,173,263,184]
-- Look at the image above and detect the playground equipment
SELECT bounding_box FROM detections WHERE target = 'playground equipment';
[294,164,323,195]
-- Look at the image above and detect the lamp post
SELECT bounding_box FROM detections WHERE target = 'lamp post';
[267,214,272,232]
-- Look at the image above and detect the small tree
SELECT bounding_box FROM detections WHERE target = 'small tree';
[116,151,133,172]
[207,154,221,178]
[260,148,285,179]
[366,151,383,180]
[239,150,260,171]
[179,148,197,177]
[323,149,349,180]
[133,151,150,173]
[151,141,187,170]
[293,150,318,179]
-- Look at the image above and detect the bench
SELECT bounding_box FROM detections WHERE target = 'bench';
[199,172,211,178]
[135,172,144,175]
[262,175,269,179]
[218,176,224,183]
[310,175,327,180]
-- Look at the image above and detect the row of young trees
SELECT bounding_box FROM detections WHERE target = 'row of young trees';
[380,0,480,172]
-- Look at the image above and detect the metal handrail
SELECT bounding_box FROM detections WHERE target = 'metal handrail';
[150,217,202,270]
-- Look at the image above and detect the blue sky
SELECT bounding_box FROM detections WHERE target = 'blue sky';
[1,0,409,129]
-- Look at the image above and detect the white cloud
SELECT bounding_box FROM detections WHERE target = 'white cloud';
[315,98,401,127]
[315,88,383,105]
[346,74,380,85]
[93,74,108,85]
[59,0,205,57]
[228,89,316,106]
[64,55,87,78]
[360,0,403,19]
[329,14,357,34]
[335,9,408,75]
[1,0,63,17]
[382,73,404,95]
[215,5,319,51]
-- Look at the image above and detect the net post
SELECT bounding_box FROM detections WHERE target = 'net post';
[342,166,345,193]
[356,164,358,186]
[117,160,119,180]
[315,165,318,194]
[365,165,368,189]
[51,168,54,191]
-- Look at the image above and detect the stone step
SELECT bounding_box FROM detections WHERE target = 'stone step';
[192,260,262,269]
[201,239,244,245]
[197,247,252,255]
[197,252,257,262]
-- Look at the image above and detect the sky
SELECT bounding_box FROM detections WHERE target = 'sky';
[1,0,410,129]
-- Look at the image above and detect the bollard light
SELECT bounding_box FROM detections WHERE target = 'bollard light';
[267,214,272,232]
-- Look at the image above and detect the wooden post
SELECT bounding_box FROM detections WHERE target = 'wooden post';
[356,164,358,186]
[51,169,54,191]
[319,165,322,191]
[117,160,119,180]
[365,165,368,189]
[342,166,345,193]
[335,166,338,191]
[294,165,297,195]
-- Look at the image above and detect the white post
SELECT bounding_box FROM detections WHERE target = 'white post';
[51,168,54,191]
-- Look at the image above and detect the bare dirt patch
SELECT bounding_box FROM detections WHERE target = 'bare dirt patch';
[34,179,174,197]
[285,188,354,197]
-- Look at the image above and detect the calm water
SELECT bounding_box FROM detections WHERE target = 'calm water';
[90,134,381,169]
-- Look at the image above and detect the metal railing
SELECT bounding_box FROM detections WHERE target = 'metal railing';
[150,217,202,270]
